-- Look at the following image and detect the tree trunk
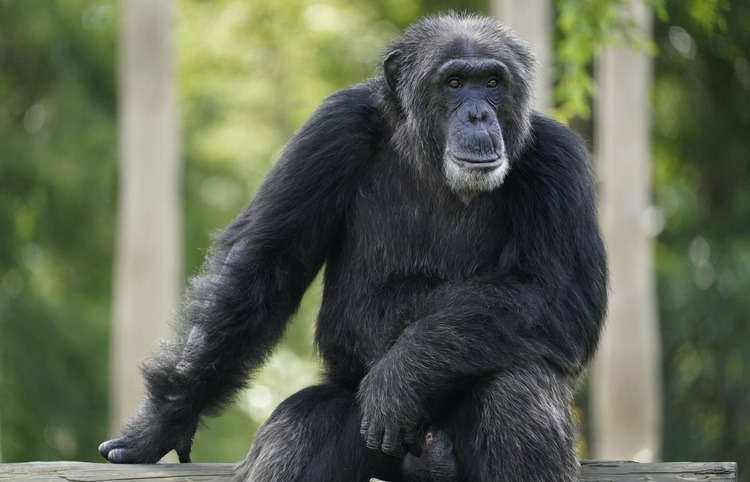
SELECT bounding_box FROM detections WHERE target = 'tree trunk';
[591,3,662,462]
[110,0,182,435]
[490,0,553,113]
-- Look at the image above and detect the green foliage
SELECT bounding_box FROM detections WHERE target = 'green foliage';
[552,0,729,123]
[653,1,750,476]
[685,0,730,32]
[0,0,117,461]
[553,0,661,121]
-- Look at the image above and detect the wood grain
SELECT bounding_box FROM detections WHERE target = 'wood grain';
[0,460,737,481]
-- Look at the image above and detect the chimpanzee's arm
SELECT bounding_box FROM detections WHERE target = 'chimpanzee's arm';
[358,117,608,457]
[100,84,382,464]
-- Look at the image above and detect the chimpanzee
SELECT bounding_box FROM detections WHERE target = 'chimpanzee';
[100,13,607,482]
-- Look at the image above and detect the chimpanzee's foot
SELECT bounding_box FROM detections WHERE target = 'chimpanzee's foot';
[401,429,457,482]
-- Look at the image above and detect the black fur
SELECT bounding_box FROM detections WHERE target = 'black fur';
[100,13,607,482]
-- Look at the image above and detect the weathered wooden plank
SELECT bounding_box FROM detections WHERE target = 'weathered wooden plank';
[0,461,235,481]
[578,460,738,481]
[0,460,738,481]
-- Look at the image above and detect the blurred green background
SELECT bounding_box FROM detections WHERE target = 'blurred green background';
[1,0,749,477]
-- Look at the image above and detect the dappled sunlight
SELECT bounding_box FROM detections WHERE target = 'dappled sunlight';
[244,349,320,424]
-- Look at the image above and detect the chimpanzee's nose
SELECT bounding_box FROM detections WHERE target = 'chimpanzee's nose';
[468,106,488,123]
[460,100,490,124]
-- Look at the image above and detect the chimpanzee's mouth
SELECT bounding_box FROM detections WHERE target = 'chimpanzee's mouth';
[451,154,505,169]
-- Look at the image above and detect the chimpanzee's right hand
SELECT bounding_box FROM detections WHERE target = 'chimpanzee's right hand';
[99,406,198,464]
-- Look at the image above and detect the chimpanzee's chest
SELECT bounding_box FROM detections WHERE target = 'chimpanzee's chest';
[344,160,508,279]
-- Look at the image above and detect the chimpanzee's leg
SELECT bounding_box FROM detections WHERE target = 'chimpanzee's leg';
[453,365,578,481]
[401,364,578,482]
[235,384,402,482]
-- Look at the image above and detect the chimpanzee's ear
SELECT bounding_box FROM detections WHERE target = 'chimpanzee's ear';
[383,50,402,93]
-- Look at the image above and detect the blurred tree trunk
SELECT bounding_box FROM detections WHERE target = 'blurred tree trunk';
[490,0,552,113]
[591,2,662,462]
[110,0,182,434]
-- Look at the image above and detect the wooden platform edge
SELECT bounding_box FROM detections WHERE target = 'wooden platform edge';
[578,460,737,481]
[0,460,737,481]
